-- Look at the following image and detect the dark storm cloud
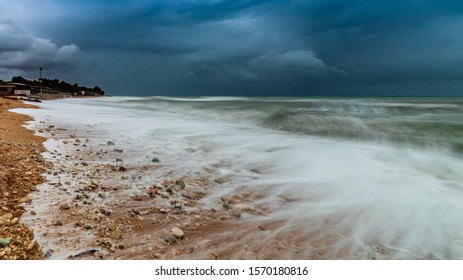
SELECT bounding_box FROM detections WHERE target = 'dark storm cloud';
[0,20,80,72]
[1,0,463,95]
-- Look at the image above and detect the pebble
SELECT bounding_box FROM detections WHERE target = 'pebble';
[148,188,157,197]
[228,208,241,218]
[19,197,33,204]
[60,203,71,210]
[233,204,251,211]
[43,249,54,259]
[26,240,36,252]
[10,217,19,225]
[107,141,115,146]
[163,236,175,244]
[99,238,113,248]
[0,238,11,247]
[175,180,186,189]
[151,158,160,163]
[100,209,111,216]
[170,227,184,239]
[0,213,13,225]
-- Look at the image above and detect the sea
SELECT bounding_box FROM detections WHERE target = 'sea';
[15,96,463,259]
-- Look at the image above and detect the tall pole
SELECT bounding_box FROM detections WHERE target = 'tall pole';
[39,67,43,99]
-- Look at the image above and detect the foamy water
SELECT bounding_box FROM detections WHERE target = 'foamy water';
[15,96,463,259]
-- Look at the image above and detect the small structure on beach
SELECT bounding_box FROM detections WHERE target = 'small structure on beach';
[0,83,31,96]
[0,84,16,96]
[9,83,32,96]
[40,88,72,100]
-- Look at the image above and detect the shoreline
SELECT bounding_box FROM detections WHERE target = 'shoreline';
[0,98,46,260]
[14,98,318,260]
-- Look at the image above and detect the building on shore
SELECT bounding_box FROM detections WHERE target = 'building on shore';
[9,83,32,95]
[40,88,73,100]
[0,84,16,96]
[0,83,32,96]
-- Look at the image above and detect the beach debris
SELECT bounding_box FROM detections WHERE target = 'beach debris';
[151,157,160,163]
[118,166,127,172]
[114,148,124,153]
[0,238,11,247]
[107,141,115,146]
[131,208,141,215]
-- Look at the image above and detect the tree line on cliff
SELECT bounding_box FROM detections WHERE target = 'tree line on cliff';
[0,76,104,95]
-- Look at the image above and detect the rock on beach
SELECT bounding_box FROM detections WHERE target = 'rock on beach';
[170,227,184,239]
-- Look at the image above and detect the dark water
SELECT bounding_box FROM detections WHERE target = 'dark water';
[114,96,463,155]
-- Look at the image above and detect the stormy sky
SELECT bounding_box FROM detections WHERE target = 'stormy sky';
[0,0,462,96]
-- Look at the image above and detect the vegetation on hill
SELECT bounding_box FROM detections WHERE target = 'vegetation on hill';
[2,76,104,95]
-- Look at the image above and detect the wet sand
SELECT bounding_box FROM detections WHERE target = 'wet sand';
[18,107,326,260]
[5,98,384,260]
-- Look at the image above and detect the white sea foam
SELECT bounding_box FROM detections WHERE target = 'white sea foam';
[14,97,463,259]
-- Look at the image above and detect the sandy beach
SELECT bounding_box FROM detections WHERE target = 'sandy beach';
[0,98,45,259]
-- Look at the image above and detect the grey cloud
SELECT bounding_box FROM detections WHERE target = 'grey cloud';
[3,1,463,96]
[0,20,80,71]
[255,50,328,72]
